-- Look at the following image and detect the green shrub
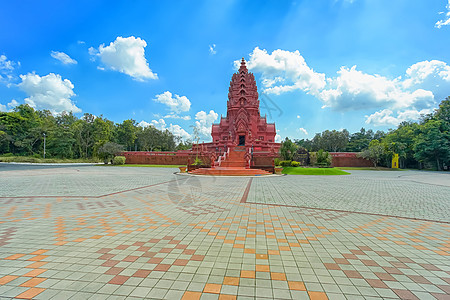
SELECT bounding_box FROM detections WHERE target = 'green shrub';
[280,160,292,167]
[2,153,14,157]
[32,153,41,158]
[274,158,281,166]
[113,156,126,165]
[192,157,203,165]
[316,149,331,167]
[290,161,300,167]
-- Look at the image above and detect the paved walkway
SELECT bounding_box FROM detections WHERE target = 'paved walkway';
[0,164,449,299]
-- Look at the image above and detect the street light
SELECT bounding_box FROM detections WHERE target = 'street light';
[43,133,46,159]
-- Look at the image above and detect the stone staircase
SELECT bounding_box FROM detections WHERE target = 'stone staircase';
[189,146,272,176]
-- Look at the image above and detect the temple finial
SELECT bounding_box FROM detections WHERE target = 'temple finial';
[239,57,247,73]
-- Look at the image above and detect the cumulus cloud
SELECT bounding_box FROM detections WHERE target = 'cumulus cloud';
[7,99,18,109]
[319,66,436,111]
[365,108,432,127]
[0,99,19,112]
[403,60,450,97]
[153,91,191,114]
[143,119,191,140]
[194,110,218,136]
[436,0,450,28]
[18,73,81,114]
[242,47,326,96]
[51,51,77,65]
[138,120,151,128]
[209,44,217,55]
[89,36,157,81]
[244,47,450,127]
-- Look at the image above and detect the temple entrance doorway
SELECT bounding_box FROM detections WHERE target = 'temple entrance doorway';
[238,135,245,146]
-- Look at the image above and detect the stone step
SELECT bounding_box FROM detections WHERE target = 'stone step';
[220,161,247,167]
[190,167,271,176]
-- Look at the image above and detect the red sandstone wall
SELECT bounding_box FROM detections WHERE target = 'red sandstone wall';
[122,152,211,166]
[330,153,374,167]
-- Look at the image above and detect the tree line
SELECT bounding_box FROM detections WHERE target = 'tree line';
[1,98,449,169]
[293,98,450,170]
[0,104,192,159]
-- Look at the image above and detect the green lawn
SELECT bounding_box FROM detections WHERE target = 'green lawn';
[336,167,405,171]
[282,167,350,175]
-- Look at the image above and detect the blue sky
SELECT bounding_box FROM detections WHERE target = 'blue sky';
[1,0,450,142]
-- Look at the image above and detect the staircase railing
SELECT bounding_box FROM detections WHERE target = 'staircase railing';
[216,147,229,167]
[246,147,252,168]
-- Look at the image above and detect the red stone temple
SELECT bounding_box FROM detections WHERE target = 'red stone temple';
[123,58,280,175]
[189,58,280,175]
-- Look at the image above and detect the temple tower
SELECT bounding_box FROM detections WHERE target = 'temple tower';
[211,58,277,149]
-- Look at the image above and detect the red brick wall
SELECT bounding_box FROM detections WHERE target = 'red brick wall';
[330,152,374,167]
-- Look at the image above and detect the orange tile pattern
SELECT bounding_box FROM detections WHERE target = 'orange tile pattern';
[1,167,449,299]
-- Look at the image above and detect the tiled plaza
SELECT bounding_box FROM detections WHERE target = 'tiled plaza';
[0,163,449,300]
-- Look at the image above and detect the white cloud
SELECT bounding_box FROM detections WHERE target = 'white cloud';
[298,128,308,135]
[51,51,77,65]
[319,66,437,111]
[365,108,432,126]
[242,47,326,96]
[138,120,151,128]
[275,130,282,143]
[0,55,15,72]
[168,124,191,140]
[18,73,81,114]
[89,36,157,81]
[436,0,450,28]
[150,118,166,130]
[402,60,450,99]
[164,114,191,120]
[194,110,218,136]
[0,99,20,112]
[243,47,450,127]
[209,44,217,55]
[0,55,18,84]
[154,91,191,114]
[7,99,18,109]
[147,118,191,140]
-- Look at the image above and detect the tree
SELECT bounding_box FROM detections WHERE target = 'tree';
[74,114,96,158]
[358,139,386,168]
[347,128,374,152]
[309,129,349,152]
[116,119,137,151]
[382,122,420,168]
[413,120,450,170]
[176,140,193,151]
[137,126,162,151]
[97,142,124,164]
[294,138,313,151]
[435,97,450,123]
[280,137,298,161]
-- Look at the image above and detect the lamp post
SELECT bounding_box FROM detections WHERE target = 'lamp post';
[43,133,46,159]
